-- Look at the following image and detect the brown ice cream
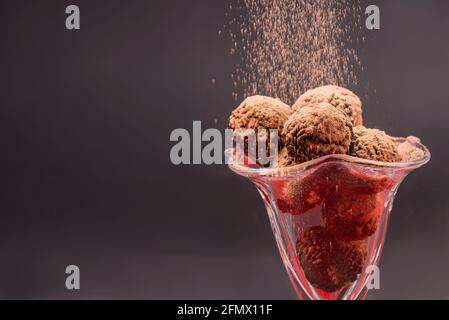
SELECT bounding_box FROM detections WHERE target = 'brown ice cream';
[277,147,301,167]
[229,95,292,166]
[292,85,363,126]
[282,103,353,163]
[296,227,366,292]
[229,95,292,131]
[350,126,400,162]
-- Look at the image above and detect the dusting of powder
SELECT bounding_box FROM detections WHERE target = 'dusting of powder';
[226,0,363,104]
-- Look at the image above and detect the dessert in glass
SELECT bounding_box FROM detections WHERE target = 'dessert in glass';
[227,87,431,300]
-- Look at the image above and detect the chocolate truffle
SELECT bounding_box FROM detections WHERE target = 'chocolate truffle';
[282,103,353,163]
[350,126,401,162]
[276,147,301,167]
[293,85,363,126]
[229,96,292,166]
[229,95,292,131]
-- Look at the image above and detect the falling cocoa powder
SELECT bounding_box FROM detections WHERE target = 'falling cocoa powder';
[226,0,363,105]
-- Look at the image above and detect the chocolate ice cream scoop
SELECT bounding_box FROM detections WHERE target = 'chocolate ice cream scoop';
[293,85,363,126]
[229,95,292,131]
[276,147,301,167]
[229,96,292,166]
[350,126,401,162]
[296,227,366,292]
[282,103,353,163]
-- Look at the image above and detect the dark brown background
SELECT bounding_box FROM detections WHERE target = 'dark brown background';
[0,0,448,299]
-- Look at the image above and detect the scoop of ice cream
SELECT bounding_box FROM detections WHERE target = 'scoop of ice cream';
[282,103,353,163]
[397,136,425,162]
[276,147,301,167]
[229,96,292,166]
[293,85,363,126]
[323,190,383,241]
[296,227,366,292]
[229,95,292,131]
[350,126,400,162]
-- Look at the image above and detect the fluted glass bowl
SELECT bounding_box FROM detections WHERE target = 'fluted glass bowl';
[226,137,430,300]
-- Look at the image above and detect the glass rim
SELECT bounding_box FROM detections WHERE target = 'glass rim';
[226,137,431,178]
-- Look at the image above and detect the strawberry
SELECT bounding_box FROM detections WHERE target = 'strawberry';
[323,189,383,241]
[296,227,366,292]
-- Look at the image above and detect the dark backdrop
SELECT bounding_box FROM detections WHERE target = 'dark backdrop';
[0,0,448,299]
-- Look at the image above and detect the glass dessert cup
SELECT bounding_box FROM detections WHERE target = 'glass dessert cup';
[227,137,430,300]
